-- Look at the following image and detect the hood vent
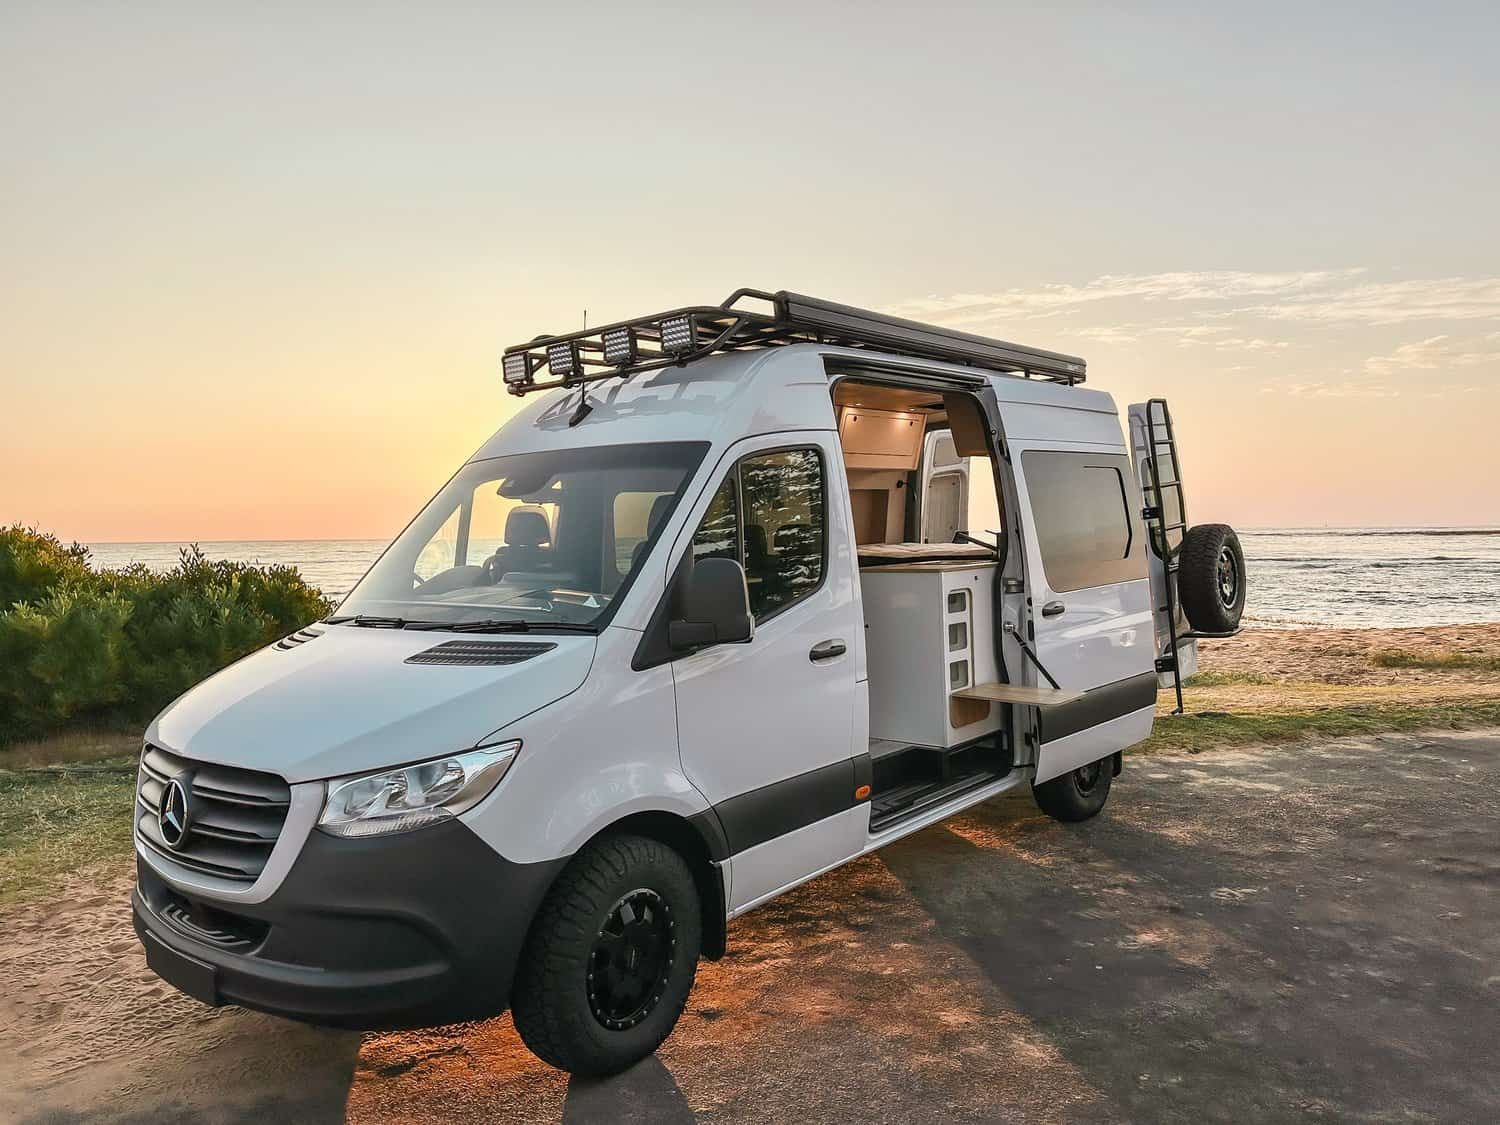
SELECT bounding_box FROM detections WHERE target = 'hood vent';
[274,625,325,651]
[406,640,558,667]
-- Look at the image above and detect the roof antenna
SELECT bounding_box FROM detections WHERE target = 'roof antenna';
[569,308,593,426]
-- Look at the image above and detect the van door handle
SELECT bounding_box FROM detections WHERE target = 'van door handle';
[1041,601,1066,618]
[809,639,847,661]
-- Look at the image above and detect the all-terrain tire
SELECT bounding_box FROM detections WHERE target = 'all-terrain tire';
[511,833,701,1076]
[1033,757,1113,821]
[1178,523,1246,634]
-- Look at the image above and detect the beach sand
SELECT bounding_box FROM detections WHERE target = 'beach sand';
[1169,624,1500,718]
[1206,623,1500,687]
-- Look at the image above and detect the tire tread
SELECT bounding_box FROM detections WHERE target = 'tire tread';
[1177,522,1245,634]
[511,833,698,1075]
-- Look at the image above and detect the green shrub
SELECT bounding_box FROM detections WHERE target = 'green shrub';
[0,526,92,609]
[0,529,334,744]
[0,586,133,736]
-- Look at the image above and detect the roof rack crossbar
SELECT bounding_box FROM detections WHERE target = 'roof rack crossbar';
[500,288,1085,396]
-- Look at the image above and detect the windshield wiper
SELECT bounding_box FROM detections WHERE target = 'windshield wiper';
[326,615,409,628]
[405,618,599,634]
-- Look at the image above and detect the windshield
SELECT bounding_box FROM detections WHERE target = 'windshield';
[335,442,708,630]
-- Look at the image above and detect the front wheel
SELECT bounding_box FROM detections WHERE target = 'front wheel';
[511,834,701,1076]
[1033,757,1114,821]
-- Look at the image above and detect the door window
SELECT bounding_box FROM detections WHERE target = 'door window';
[689,447,826,621]
[691,476,739,564]
[1023,451,1142,592]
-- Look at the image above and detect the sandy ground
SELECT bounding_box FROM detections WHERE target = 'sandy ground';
[6,726,1500,1123]
[1204,622,1500,688]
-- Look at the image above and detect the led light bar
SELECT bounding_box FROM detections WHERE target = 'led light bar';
[502,352,531,388]
[659,315,697,356]
[546,339,583,384]
[602,325,637,366]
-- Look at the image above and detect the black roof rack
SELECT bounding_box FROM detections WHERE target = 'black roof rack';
[500,288,1086,396]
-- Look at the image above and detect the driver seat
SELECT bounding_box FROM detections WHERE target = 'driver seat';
[492,507,551,580]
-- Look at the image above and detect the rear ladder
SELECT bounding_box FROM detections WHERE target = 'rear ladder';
[1140,398,1189,715]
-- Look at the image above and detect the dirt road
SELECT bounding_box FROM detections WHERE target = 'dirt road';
[8,730,1499,1123]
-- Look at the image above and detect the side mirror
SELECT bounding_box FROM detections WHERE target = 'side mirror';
[668,557,754,651]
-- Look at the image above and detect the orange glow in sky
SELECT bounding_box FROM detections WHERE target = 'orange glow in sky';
[4,5,1498,543]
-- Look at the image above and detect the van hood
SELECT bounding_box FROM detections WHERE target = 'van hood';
[147,625,597,783]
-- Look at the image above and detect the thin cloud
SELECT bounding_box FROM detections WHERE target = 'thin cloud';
[891,270,1363,325]
[1279,380,1402,399]
[898,270,1500,331]
[1364,333,1500,376]
[1242,277,1500,326]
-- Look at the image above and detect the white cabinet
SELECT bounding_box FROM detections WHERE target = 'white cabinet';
[859,562,1001,748]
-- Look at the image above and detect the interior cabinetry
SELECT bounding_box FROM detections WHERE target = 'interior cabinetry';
[859,561,1001,748]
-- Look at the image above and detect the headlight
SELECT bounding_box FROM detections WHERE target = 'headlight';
[318,741,520,838]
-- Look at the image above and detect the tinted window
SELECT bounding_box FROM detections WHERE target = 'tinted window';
[691,476,739,564]
[742,449,825,619]
[688,447,826,621]
[1023,451,1143,592]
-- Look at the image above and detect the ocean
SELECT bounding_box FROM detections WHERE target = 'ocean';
[84,528,1500,630]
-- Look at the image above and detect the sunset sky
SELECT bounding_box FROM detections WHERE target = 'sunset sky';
[4,2,1498,544]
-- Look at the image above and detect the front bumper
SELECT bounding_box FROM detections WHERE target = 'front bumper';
[132,818,567,1030]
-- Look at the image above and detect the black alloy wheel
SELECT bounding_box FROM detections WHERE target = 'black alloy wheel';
[587,889,676,1031]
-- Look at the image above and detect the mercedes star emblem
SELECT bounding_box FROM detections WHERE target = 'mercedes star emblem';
[158,777,191,849]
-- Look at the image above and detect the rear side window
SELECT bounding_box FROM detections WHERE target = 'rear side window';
[689,447,826,621]
[1022,451,1142,592]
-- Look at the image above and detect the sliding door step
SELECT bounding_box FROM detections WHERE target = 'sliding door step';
[869,768,1003,833]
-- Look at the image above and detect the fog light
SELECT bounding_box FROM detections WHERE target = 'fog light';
[660,315,697,355]
[547,339,583,383]
[502,352,531,388]
[603,325,637,366]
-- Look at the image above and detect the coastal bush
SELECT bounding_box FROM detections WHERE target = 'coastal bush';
[0,587,133,736]
[0,528,333,745]
[0,526,93,609]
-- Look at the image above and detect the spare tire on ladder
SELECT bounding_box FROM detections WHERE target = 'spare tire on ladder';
[1177,523,1246,634]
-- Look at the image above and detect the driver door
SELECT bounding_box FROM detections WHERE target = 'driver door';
[668,433,866,914]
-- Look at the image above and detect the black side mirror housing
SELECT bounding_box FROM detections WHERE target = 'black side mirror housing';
[668,557,754,651]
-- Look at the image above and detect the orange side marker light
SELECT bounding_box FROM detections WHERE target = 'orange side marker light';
[854,784,871,801]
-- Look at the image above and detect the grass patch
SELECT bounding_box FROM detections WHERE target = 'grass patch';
[0,758,137,907]
[1138,697,1500,756]
[1182,670,1274,687]
[1372,648,1500,672]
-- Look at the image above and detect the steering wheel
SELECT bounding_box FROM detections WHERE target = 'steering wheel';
[481,554,505,585]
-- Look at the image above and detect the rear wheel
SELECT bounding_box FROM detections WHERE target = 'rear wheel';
[1033,757,1113,821]
[512,834,701,1076]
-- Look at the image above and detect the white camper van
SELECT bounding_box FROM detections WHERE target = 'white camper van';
[132,290,1246,1075]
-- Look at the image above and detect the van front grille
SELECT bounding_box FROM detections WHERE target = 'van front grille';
[135,745,291,883]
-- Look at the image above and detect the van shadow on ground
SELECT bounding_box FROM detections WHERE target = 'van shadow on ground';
[878,733,1500,1122]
